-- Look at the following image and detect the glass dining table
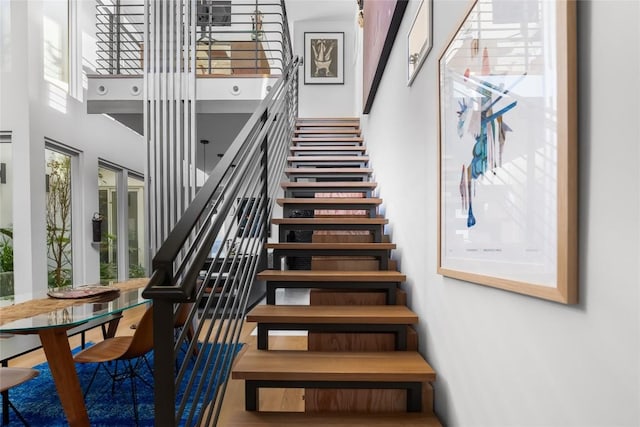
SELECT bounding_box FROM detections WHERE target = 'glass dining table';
[0,280,149,427]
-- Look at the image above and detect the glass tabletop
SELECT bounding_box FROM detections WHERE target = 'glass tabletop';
[0,285,148,333]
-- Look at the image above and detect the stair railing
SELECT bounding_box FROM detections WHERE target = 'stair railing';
[96,0,290,76]
[142,49,298,426]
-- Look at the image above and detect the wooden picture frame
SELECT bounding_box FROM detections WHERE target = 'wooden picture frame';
[407,0,432,85]
[437,0,578,303]
[304,32,344,85]
[362,0,408,113]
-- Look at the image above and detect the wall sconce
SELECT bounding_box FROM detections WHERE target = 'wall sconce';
[92,212,104,243]
[0,163,6,184]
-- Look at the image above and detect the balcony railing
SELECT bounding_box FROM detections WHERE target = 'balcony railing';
[96,0,291,76]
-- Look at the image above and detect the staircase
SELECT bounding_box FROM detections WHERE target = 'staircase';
[229,118,440,426]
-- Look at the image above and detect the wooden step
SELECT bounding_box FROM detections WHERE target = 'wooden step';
[232,349,435,411]
[290,146,367,155]
[297,117,360,123]
[257,270,405,282]
[223,411,442,426]
[273,217,387,242]
[293,137,363,146]
[277,197,382,206]
[267,242,395,269]
[258,270,405,305]
[295,129,361,135]
[247,305,418,350]
[285,168,373,181]
[277,197,381,218]
[288,156,369,167]
[296,122,360,128]
[281,181,377,197]
[247,304,417,324]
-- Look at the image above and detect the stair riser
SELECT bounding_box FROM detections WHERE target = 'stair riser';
[294,141,363,147]
[305,383,434,415]
[283,205,377,218]
[285,189,374,198]
[278,224,383,242]
[289,160,369,168]
[245,381,423,413]
[266,282,398,305]
[256,324,409,351]
[272,249,390,270]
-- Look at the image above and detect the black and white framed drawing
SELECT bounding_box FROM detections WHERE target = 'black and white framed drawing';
[304,32,344,84]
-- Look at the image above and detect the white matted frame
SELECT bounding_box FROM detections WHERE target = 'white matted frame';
[304,32,344,85]
[437,0,578,303]
[407,0,432,85]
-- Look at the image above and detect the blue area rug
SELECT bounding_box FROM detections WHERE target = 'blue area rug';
[5,342,243,426]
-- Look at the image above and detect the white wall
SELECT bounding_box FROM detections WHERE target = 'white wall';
[360,0,640,426]
[0,0,145,295]
[294,13,358,117]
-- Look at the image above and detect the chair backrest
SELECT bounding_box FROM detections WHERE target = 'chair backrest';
[121,304,154,360]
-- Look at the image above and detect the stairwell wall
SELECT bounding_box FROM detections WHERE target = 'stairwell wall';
[360,1,639,426]
[293,14,358,118]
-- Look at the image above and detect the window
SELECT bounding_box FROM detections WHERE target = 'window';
[0,132,13,298]
[42,0,69,90]
[127,175,145,278]
[46,148,73,288]
[97,165,145,282]
[98,166,118,283]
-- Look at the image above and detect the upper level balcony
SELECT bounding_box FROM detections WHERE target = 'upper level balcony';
[87,0,292,133]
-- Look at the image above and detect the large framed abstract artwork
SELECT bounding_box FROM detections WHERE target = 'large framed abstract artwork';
[304,32,344,85]
[362,0,408,113]
[437,0,578,303]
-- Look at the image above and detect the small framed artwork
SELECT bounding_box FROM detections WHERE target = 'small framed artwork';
[304,32,344,85]
[437,0,578,303]
[407,0,432,85]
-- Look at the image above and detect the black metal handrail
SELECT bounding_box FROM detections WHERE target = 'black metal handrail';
[142,48,298,427]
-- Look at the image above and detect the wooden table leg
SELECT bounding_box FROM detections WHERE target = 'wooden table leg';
[38,328,90,427]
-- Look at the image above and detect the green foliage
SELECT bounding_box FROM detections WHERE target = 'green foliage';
[129,263,146,278]
[0,235,13,273]
[47,269,71,288]
[100,262,117,283]
[0,271,14,298]
[0,229,15,297]
[0,228,12,239]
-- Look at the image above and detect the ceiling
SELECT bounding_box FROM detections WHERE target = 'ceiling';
[284,0,357,23]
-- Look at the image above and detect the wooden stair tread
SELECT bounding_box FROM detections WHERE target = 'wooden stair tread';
[290,146,366,152]
[296,122,360,128]
[297,117,360,122]
[295,129,361,134]
[266,243,395,250]
[287,156,369,162]
[246,305,418,324]
[293,137,363,142]
[223,411,442,426]
[281,181,377,189]
[277,198,382,206]
[257,270,405,282]
[285,168,373,174]
[232,349,435,382]
[272,217,388,225]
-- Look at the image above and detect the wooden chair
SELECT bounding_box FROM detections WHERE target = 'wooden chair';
[0,367,39,426]
[73,305,154,426]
